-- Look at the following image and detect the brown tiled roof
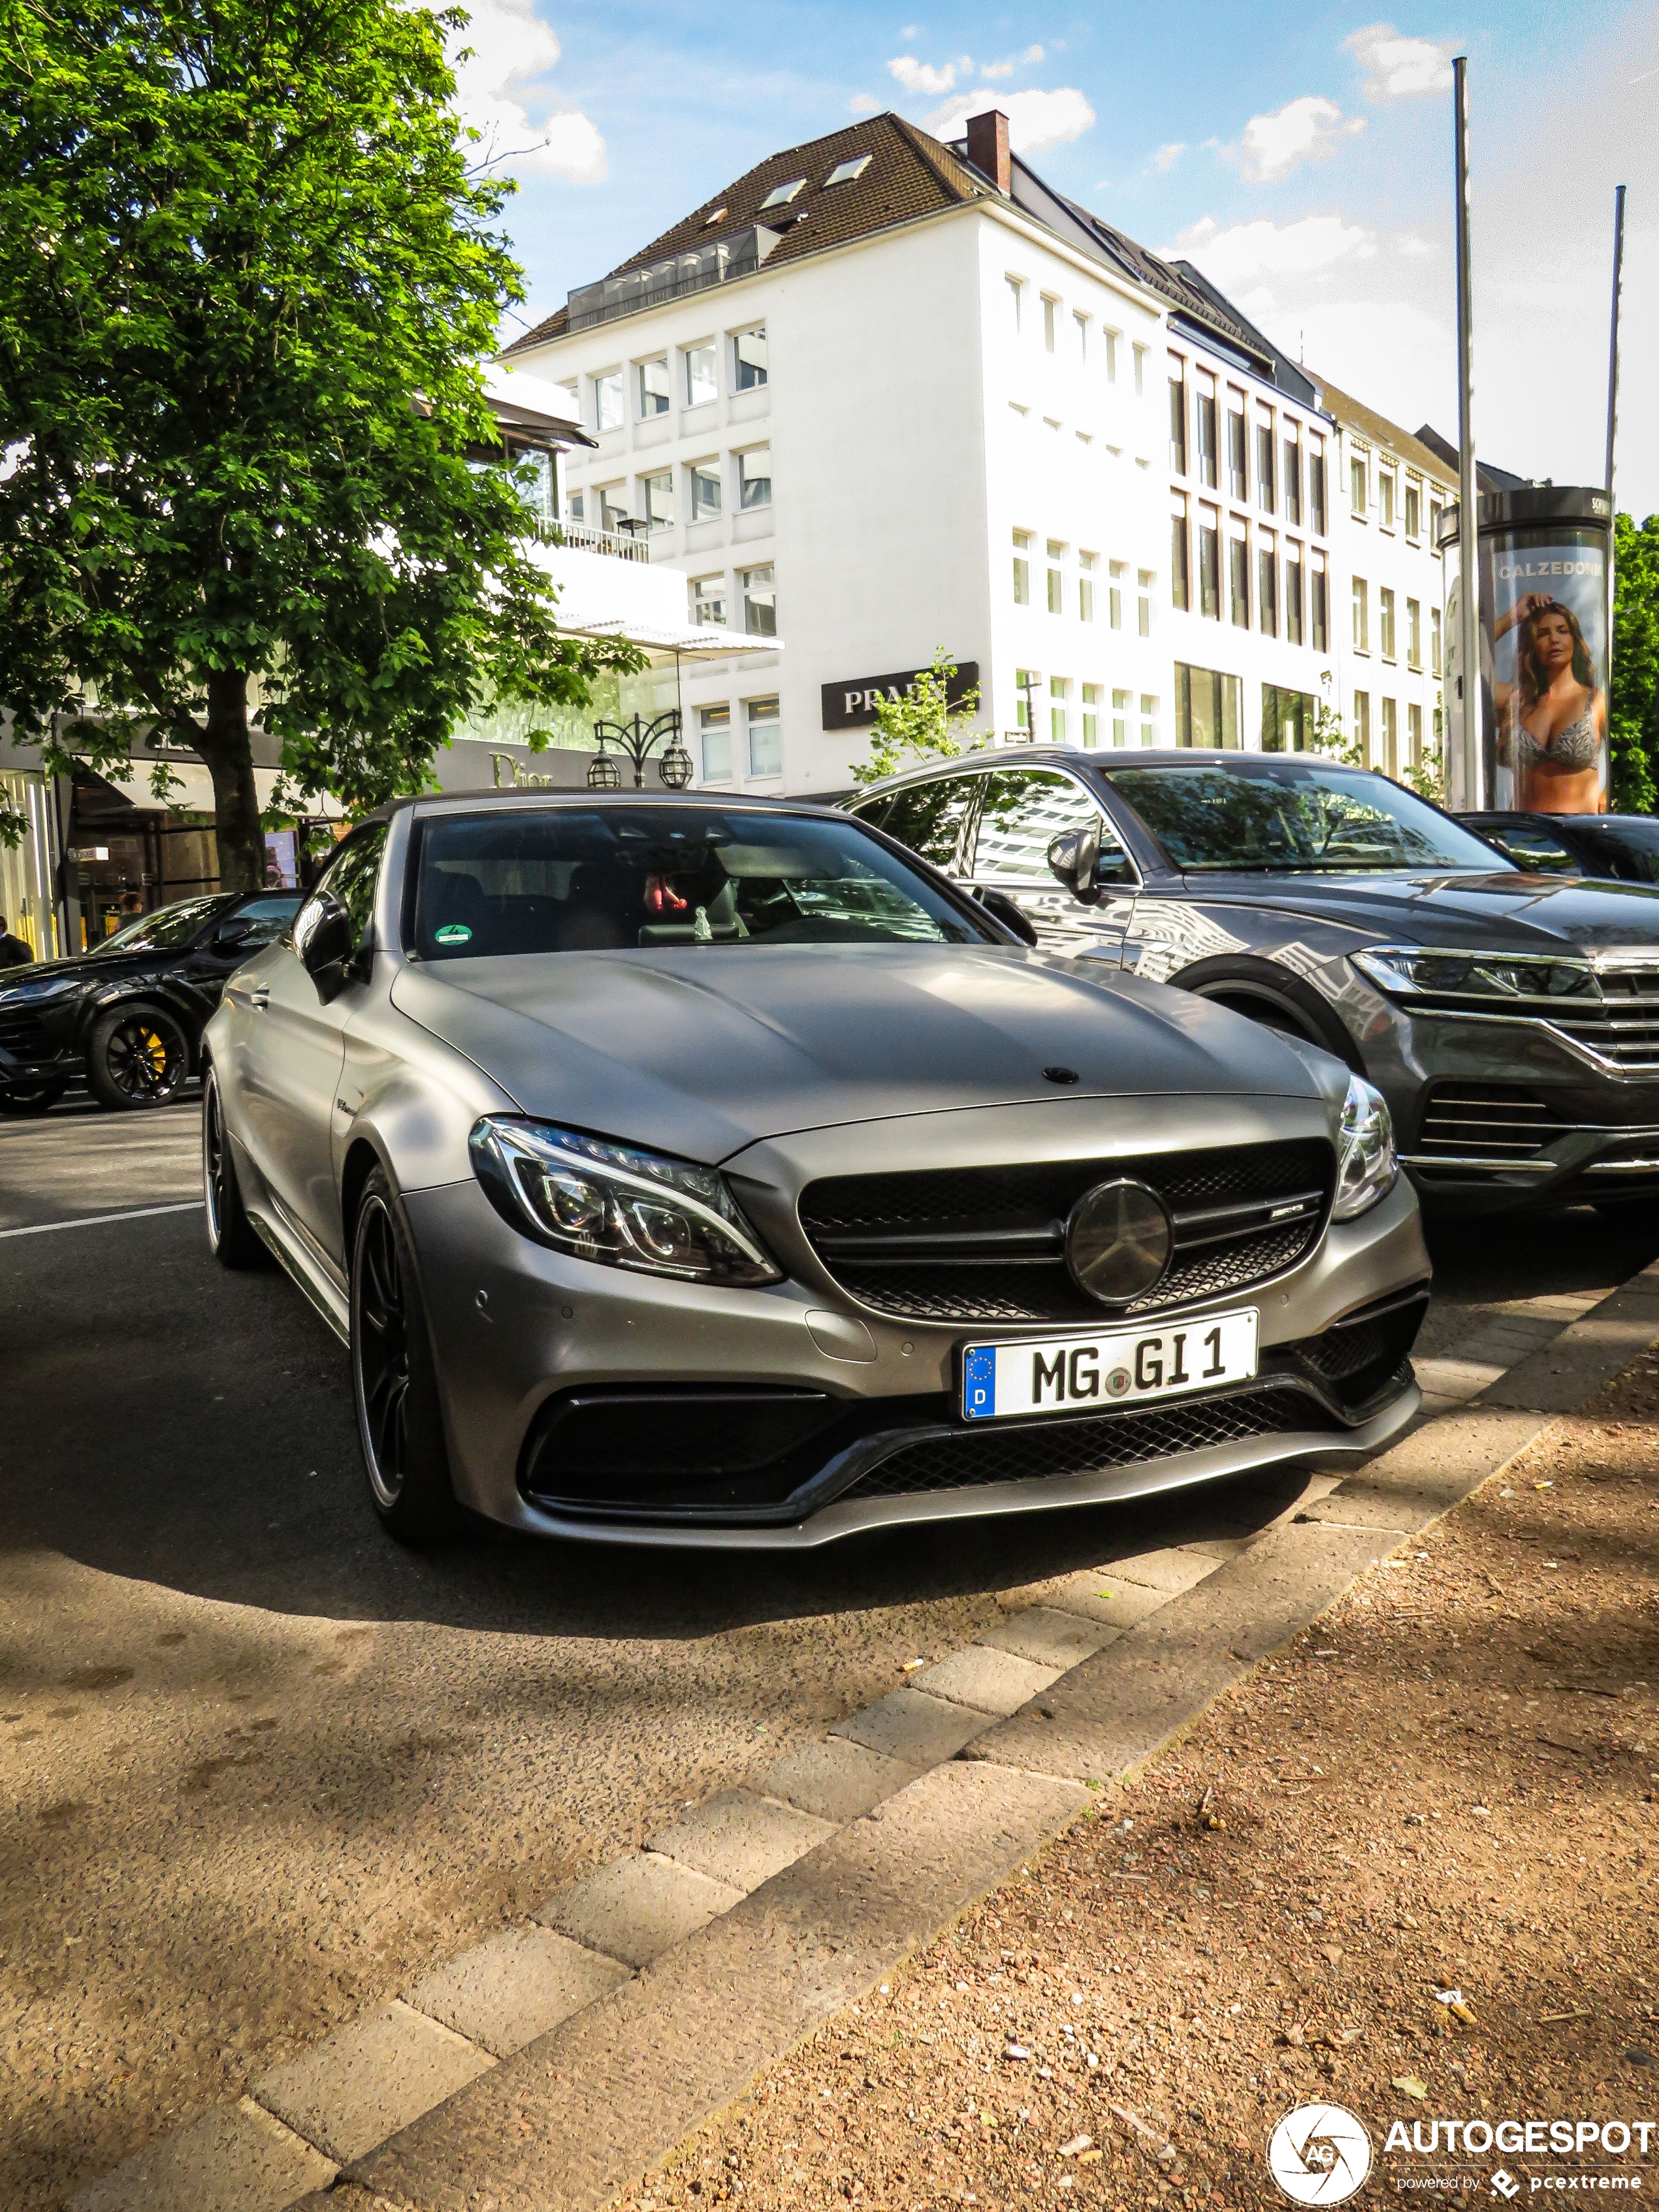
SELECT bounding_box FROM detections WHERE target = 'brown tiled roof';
[1310,374,1458,487]
[503,114,988,356]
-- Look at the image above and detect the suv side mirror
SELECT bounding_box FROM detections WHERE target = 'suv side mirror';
[214,916,256,948]
[294,893,355,997]
[972,886,1039,946]
[1047,824,1103,907]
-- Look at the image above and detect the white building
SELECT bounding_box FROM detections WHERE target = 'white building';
[503,109,1451,793]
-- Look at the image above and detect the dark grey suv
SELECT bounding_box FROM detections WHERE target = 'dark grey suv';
[848,748,1659,1216]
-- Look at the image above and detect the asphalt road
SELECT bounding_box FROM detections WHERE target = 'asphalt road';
[2,1100,1655,2207]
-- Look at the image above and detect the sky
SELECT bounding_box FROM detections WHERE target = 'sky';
[455,1,1659,513]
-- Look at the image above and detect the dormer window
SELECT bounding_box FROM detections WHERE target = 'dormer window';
[760,178,806,209]
[825,154,871,185]
[701,205,727,227]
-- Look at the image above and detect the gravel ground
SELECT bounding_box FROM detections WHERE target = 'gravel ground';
[627,1355,1659,2209]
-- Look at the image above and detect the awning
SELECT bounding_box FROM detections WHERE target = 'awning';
[95,761,346,818]
[567,617,783,661]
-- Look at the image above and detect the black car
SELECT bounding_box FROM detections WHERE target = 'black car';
[0,890,302,1114]
[848,748,1659,1218]
[1458,812,1659,887]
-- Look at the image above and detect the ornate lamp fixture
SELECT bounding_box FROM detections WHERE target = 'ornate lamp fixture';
[587,709,693,792]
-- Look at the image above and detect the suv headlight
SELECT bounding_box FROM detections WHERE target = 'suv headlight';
[469,1118,781,1286]
[1352,945,1595,1002]
[1332,1074,1397,1221]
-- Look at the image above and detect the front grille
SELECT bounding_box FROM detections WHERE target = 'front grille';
[1277,1288,1428,1417]
[799,1138,1333,1326]
[0,1009,50,1059]
[1415,1084,1559,1159]
[1407,966,1659,1072]
[837,1385,1338,1502]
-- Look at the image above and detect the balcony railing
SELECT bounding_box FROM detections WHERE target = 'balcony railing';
[568,225,782,334]
[538,517,651,564]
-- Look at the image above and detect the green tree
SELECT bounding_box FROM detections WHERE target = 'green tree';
[0,0,635,884]
[1610,512,1659,814]
[849,648,982,787]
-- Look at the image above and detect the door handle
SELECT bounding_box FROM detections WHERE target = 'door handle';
[249,986,270,1010]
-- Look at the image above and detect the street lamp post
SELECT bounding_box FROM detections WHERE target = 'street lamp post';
[587,709,694,792]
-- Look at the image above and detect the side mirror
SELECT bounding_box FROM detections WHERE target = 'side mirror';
[294,893,355,995]
[214,916,256,948]
[973,886,1039,946]
[1047,824,1103,907]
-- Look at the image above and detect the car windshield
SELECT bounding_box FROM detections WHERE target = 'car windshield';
[93,895,228,954]
[1108,763,1511,874]
[1573,822,1659,885]
[410,807,986,959]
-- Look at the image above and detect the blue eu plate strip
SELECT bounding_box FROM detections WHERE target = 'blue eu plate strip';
[963,1345,996,1421]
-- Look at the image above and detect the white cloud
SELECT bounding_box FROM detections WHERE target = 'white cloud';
[888,53,957,94]
[450,0,605,181]
[1021,44,1045,63]
[849,91,881,114]
[980,59,1013,80]
[1169,212,1377,285]
[980,42,1042,78]
[924,86,1095,152]
[1153,140,1185,172]
[1229,94,1364,182]
[1398,233,1436,258]
[1345,21,1457,100]
[900,22,921,37]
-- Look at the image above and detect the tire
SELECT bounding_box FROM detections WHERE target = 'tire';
[0,1080,67,1116]
[350,1166,457,1543]
[87,1001,191,1110]
[202,1066,268,1269]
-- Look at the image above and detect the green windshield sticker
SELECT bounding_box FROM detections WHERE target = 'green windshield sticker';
[434,923,473,945]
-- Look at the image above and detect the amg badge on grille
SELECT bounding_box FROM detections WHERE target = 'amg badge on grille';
[1065,1179,1173,1304]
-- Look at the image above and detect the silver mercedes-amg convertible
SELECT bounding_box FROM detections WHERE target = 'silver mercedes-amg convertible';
[201,790,1430,1547]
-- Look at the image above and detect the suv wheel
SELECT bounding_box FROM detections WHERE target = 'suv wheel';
[350,1167,457,1543]
[202,1066,268,1268]
[88,1002,190,1110]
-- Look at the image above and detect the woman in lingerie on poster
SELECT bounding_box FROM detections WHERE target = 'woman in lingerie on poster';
[1492,594,1607,814]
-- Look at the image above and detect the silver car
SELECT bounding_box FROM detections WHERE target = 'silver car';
[201,791,1428,1548]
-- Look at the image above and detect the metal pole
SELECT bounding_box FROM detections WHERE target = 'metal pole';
[1606,184,1626,501]
[1452,54,1483,811]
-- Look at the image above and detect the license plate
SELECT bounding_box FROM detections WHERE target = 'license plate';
[961,1309,1259,1422]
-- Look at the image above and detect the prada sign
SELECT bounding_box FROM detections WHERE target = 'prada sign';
[821,661,980,731]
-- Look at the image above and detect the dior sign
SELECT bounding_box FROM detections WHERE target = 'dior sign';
[820,662,979,731]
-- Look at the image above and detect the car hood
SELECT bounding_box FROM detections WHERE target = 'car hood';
[0,948,150,995]
[390,942,1325,1161]
[1185,869,1659,953]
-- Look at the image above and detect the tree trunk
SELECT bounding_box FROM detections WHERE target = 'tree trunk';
[199,669,265,894]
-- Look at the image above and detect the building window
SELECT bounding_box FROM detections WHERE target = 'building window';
[1168,362,1187,473]
[1283,430,1302,524]
[1431,605,1443,675]
[741,565,776,635]
[1081,683,1101,747]
[734,327,768,390]
[699,703,732,782]
[1112,689,1129,746]
[1170,500,1191,612]
[1352,576,1369,652]
[1310,440,1327,534]
[1406,598,1421,668]
[1404,481,1421,539]
[1198,509,1221,620]
[825,153,871,185]
[1430,498,1444,543]
[1379,472,1396,530]
[1140,694,1157,745]
[641,470,673,533]
[685,343,718,406]
[1133,344,1147,396]
[1227,397,1248,502]
[1256,420,1276,514]
[1078,551,1097,623]
[1381,696,1398,776]
[1311,554,1328,652]
[596,482,627,534]
[1434,703,1443,746]
[1104,329,1118,382]
[1229,532,1249,628]
[760,177,805,209]
[1012,528,1031,605]
[1350,453,1368,516]
[739,445,771,509]
[747,696,782,777]
[690,460,722,521]
[637,357,670,417]
[1354,690,1372,765]
[594,370,623,432]
[691,574,726,627]
[1257,536,1277,637]
[1042,295,1058,352]
[1074,310,1089,361]
[1108,559,1124,630]
[1174,663,1242,748]
[1050,675,1069,743]
[1006,276,1023,332]
[1379,585,1396,661]
[1196,377,1218,490]
[1015,669,1037,732]
[1138,570,1153,637]
[1408,701,1423,764]
[1046,539,1065,615]
[1261,683,1315,753]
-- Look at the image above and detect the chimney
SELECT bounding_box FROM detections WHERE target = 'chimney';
[966,108,1010,195]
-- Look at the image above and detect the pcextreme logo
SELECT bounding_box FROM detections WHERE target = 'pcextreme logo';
[1268,2104,1376,2205]
[1269,2104,1656,2200]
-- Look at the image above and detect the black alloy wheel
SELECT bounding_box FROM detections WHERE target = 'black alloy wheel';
[350,1167,457,1542]
[202,1066,267,1268]
[0,1080,67,1116]
[88,1001,190,1110]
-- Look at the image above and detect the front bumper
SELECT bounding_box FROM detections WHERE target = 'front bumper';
[404,1149,1429,1547]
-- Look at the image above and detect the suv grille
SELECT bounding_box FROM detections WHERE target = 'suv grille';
[837,1385,1338,1502]
[0,1009,50,1059]
[1408,965,1659,1072]
[1416,1085,1558,1160]
[799,1138,1333,1326]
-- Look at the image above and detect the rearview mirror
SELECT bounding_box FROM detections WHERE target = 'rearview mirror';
[1046,824,1103,907]
[214,916,255,947]
[294,893,354,991]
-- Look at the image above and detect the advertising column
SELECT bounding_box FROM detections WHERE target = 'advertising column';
[1441,487,1614,814]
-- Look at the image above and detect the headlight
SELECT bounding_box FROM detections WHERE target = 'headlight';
[0,975,82,1004]
[1351,945,1596,1003]
[1332,1074,1397,1221]
[469,1117,781,1286]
